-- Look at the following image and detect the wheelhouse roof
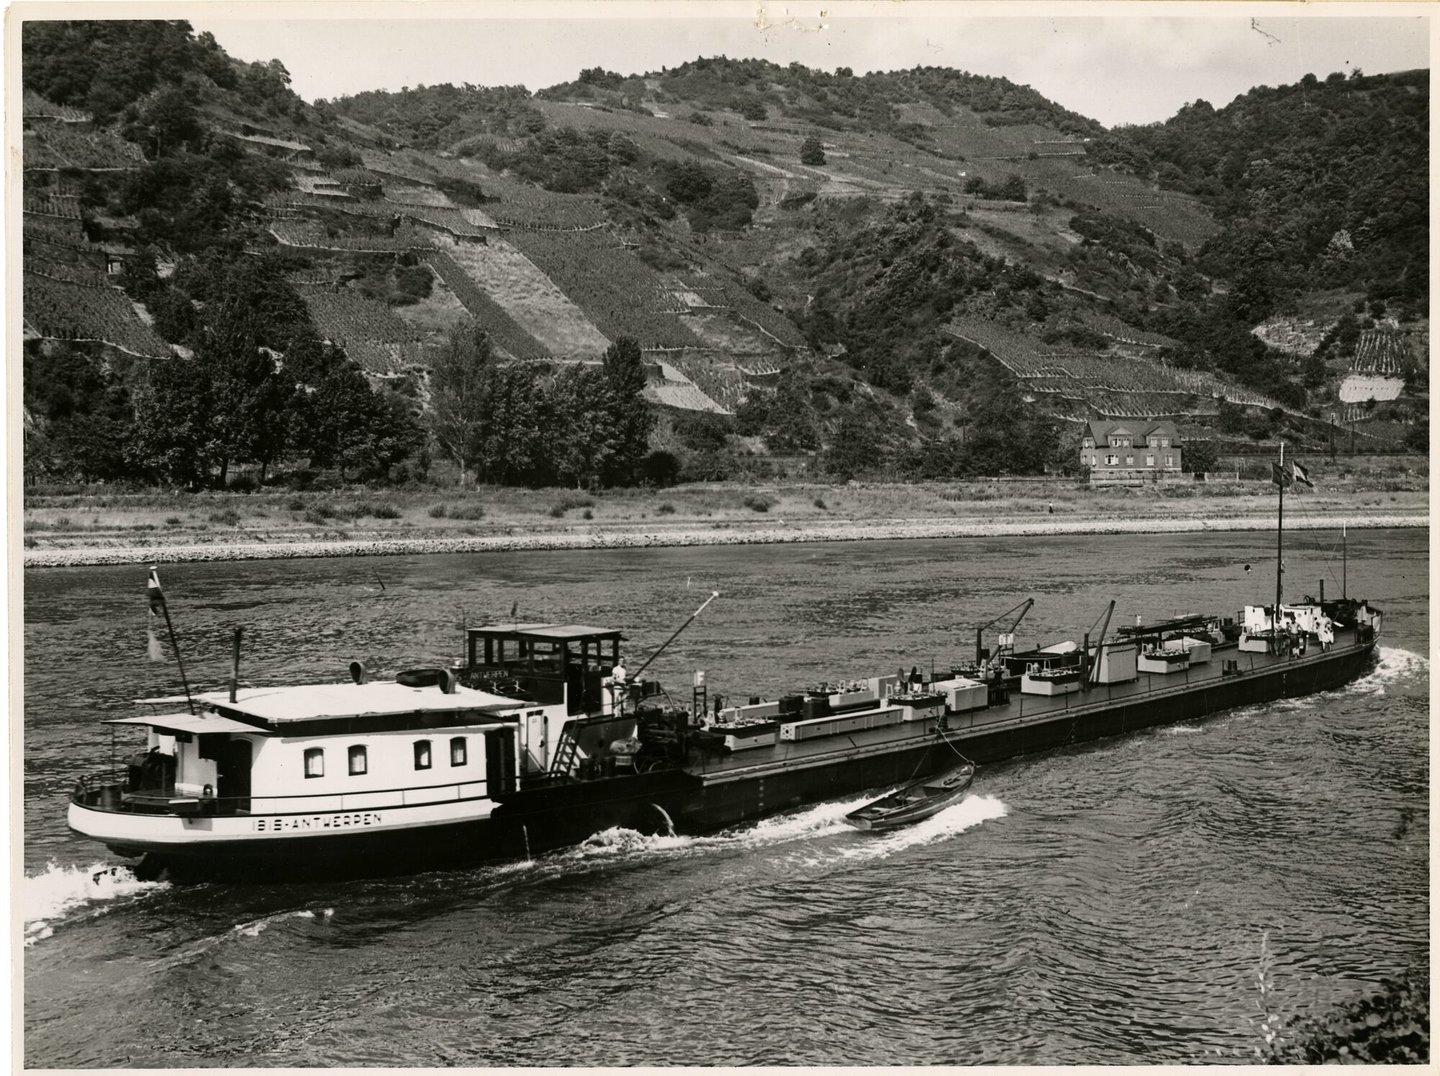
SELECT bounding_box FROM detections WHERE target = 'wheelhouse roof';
[467,623,622,642]
[190,682,522,724]
[105,712,258,735]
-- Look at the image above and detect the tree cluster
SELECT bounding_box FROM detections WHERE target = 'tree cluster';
[1092,69,1428,315]
[427,328,658,489]
[26,254,424,488]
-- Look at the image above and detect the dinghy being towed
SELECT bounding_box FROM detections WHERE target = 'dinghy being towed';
[845,757,976,831]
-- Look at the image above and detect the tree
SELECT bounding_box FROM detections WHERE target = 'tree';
[599,337,655,485]
[425,321,496,485]
[800,137,826,166]
[1182,440,1220,474]
[425,321,545,485]
[543,364,619,488]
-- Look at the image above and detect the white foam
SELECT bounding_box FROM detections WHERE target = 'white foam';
[1350,646,1429,696]
[833,793,1008,862]
[232,908,319,938]
[23,861,168,947]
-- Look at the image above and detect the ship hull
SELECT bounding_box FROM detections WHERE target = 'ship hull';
[78,636,1377,879]
[492,636,1377,848]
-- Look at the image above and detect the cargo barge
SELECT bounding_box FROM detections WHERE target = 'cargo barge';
[67,454,1381,879]
[67,587,1380,879]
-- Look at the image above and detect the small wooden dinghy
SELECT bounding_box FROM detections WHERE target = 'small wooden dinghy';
[844,759,976,831]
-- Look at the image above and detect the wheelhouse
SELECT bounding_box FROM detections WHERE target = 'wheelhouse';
[464,623,624,715]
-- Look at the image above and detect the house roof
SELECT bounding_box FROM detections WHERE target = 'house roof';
[1086,419,1180,442]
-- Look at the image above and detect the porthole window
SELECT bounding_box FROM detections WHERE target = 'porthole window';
[349,745,368,776]
[414,740,432,770]
[304,747,325,778]
[450,737,467,766]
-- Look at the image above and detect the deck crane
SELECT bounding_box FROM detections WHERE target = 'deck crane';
[974,598,1034,665]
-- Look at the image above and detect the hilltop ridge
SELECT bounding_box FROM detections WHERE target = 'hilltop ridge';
[21,23,1428,491]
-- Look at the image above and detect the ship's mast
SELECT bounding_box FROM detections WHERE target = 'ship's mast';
[1275,442,1284,623]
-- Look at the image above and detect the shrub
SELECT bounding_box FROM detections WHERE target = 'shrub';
[427,504,448,518]
[813,496,827,510]
[368,503,402,520]
[743,494,775,512]
[449,504,485,520]
[581,508,593,520]
[208,509,241,526]
[548,504,566,518]
[657,502,676,515]
[164,516,183,526]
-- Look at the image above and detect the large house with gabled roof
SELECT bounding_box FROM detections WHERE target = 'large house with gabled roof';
[1081,420,1182,482]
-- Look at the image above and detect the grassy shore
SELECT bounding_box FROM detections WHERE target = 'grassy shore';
[21,464,1428,568]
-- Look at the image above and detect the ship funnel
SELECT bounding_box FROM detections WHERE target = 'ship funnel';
[349,660,370,685]
[438,668,457,694]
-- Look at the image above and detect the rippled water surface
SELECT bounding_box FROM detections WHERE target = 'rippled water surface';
[23,528,1428,1066]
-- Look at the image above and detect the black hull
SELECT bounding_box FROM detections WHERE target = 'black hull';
[492,639,1378,851]
[130,639,1376,879]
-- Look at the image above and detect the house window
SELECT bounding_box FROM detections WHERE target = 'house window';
[1166,455,1175,467]
[304,747,325,778]
[1146,454,1156,467]
[1106,454,1118,466]
[414,740,432,770]
[1126,455,1134,465]
[450,737,468,766]
[1082,437,1094,448]
[348,745,368,776]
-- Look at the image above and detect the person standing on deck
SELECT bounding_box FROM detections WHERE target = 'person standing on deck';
[608,657,628,714]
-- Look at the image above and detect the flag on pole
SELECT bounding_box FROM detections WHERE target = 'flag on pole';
[1270,462,1293,489]
[1291,460,1314,488]
[147,565,165,661]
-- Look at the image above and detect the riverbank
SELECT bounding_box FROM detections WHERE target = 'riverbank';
[22,509,1428,568]
[23,471,1428,568]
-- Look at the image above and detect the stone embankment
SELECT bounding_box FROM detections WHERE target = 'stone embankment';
[22,513,1427,568]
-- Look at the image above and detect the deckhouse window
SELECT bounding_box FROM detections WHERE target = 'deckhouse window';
[450,737,468,766]
[349,745,368,776]
[304,748,325,778]
[414,740,432,770]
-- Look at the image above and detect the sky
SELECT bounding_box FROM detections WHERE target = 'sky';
[176,2,1432,128]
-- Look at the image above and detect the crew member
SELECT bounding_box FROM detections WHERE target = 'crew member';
[608,657,628,713]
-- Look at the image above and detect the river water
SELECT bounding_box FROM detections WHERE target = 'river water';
[22,528,1429,1066]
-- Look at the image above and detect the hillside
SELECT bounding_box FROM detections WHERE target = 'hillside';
[20,24,1428,492]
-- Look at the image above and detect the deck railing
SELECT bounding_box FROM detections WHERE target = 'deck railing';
[71,773,496,817]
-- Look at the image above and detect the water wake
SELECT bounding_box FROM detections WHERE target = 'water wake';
[147,906,336,971]
[232,907,334,938]
[23,861,168,947]
[1352,646,1429,697]
[554,792,1007,871]
[832,794,1009,863]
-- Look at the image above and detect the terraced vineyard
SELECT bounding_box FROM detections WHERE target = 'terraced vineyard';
[1352,329,1412,374]
[431,236,609,357]
[23,123,144,170]
[947,318,1286,417]
[270,221,428,253]
[507,231,701,349]
[421,251,550,361]
[23,270,170,357]
[297,284,426,347]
